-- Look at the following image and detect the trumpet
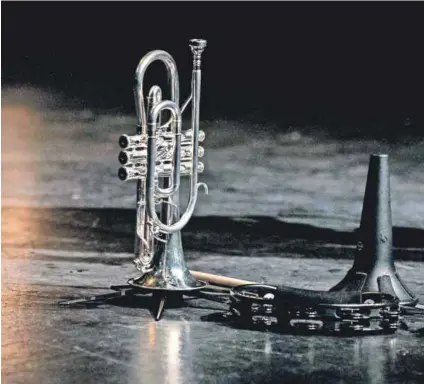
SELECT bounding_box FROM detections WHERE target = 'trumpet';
[118,39,208,299]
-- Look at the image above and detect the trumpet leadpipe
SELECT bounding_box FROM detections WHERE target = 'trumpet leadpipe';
[145,39,208,234]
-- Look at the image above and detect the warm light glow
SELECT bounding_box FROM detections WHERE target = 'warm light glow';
[2,100,44,376]
[1,207,43,381]
[2,104,42,206]
[132,320,184,384]
[166,323,181,384]
[148,321,156,347]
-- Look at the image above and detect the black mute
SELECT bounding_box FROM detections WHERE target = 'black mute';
[331,154,419,308]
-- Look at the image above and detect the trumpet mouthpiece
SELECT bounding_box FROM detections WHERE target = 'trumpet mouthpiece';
[189,39,207,69]
[189,39,207,50]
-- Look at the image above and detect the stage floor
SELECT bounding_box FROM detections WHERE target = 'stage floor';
[2,92,424,382]
[2,208,424,384]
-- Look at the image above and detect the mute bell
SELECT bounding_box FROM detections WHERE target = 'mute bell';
[331,154,420,308]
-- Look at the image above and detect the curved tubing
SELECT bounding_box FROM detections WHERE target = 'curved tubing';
[146,100,204,234]
[135,44,207,234]
[134,50,180,133]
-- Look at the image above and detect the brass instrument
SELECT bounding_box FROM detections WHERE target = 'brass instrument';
[118,39,208,317]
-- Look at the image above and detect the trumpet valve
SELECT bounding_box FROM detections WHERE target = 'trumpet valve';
[198,146,205,158]
[118,165,147,181]
[196,162,205,173]
[183,129,205,143]
[118,148,148,165]
[181,145,204,159]
[119,159,204,181]
[118,151,129,165]
[180,161,204,174]
[119,134,147,149]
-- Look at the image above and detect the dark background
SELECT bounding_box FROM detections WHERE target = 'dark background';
[3,1,424,136]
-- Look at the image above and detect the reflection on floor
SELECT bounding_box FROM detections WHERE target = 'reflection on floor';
[2,208,424,384]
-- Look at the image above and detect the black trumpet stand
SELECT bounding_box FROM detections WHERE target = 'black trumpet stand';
[331,154,422,310]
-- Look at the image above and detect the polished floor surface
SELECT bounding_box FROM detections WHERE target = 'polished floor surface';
[2,208,424,384]
[2,92,424,382]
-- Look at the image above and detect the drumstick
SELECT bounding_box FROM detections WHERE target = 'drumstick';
[190,270,256,288]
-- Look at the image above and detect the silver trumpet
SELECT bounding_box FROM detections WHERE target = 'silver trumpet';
[118,39,208,316]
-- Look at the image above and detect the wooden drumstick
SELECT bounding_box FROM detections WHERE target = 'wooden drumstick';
[190,270,256,288]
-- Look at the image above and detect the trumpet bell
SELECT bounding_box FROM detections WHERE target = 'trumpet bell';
[128,231,206,292]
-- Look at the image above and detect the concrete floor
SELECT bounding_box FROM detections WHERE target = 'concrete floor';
[2,208,424,384]
[2,92,424,382]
